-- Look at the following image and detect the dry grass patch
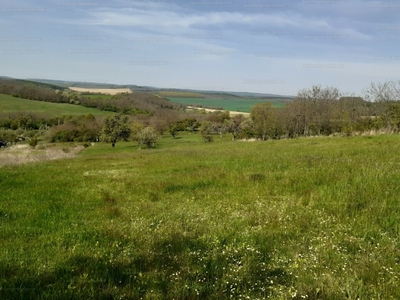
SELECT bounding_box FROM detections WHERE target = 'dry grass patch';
[0,144,84,167]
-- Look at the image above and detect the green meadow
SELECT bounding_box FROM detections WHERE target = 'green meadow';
[0,93,114,116]
[166,97,286,112]
[1,134,400,299]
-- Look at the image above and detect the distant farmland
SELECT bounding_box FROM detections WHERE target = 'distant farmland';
[166,97,287,112]
[69,87,132,95]
[0,93,114,117]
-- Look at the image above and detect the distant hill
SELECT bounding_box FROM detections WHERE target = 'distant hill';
[27,78,294,100]
[1,77,66,91]
[28,78,158,92]
[0,77,185,116]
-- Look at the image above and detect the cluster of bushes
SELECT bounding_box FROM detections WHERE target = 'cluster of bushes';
[48,113,187,147]
[168,118,200,138]
[48,114,100,143]
[0,112,59,131]
[0,113,101,144]
[100,114,160,148]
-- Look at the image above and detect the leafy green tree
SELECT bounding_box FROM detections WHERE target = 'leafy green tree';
[224,114,245,140]
[0,131,17,145]
[181,118,199,133]
[138,126,158,148]
[130,121,145,145]
[0,118,12,129]
[101,114,131,147]
[168,124,180,139]
[200,121,213,142]
[250,102,274,141]
[387,103,400,131]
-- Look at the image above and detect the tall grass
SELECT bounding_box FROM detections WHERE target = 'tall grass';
[1,134,400,299]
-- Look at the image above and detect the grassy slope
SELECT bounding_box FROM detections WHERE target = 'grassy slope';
[167,97,286,112]
[1,134,400,299]
[0,93,114,116]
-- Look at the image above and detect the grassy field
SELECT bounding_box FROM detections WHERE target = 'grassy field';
[1,134,400,299]
[166,97,286,112]
[0,93,114,116]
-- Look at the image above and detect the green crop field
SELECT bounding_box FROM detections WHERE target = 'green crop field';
[1,134,400,299]
[0,93,114,116]
[166,97,287,112]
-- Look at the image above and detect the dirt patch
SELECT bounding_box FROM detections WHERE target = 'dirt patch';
[69,87,132,95]
[0,144,85,167]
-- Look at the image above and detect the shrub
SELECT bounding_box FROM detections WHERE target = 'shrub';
[200,121,214,142]
[29,137,38,148]
[138,126,159,148]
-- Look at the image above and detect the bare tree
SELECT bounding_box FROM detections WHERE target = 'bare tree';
[364,81,400,126]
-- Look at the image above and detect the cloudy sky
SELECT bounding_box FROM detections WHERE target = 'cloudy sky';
[1,0,399,95]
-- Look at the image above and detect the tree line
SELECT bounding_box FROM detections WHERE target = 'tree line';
[196,82,400,142]
[1,80,400,147]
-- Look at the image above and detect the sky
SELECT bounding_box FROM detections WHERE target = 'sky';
[1,0,399,96]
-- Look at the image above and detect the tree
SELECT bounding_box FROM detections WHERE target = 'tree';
[250,102,275,141]
[101,114,131,147]
[206,111,230,124]
[200,121,214,142]
[130,121,145,145]
[168,124,180,139]
[224,114,245,140]
[387,103,400,131]
[364,81,400,127]
[181,118,199,133]
[138,126,159,148]
[290,85,341,136]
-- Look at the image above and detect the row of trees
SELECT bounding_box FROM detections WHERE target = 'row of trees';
[252,83,400,139]
[169,82,400,142]
[0,114,51,131]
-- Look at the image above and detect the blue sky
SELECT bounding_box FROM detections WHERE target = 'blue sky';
[1,0,399,96]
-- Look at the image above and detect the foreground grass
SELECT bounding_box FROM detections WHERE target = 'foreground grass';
[0,93,113,116]
[1,134,400,299]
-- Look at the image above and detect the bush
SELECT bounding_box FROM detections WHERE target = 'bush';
[138,127,158,148]
[29,137,38,148]
[200,121,214,142]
